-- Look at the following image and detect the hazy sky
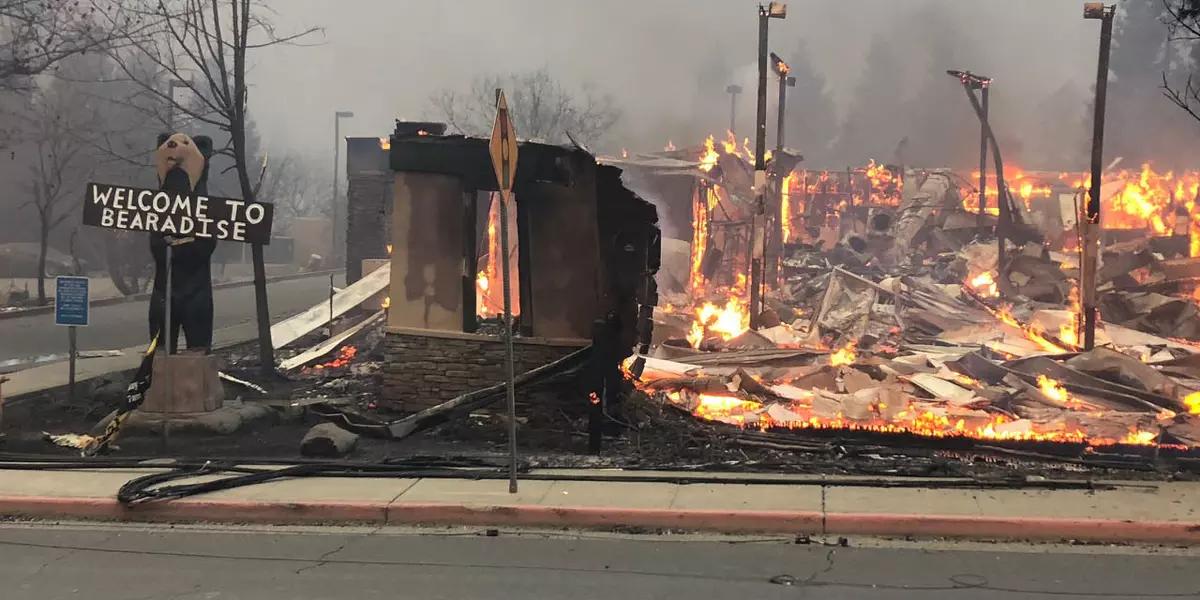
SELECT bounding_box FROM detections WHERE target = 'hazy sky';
[251,1,1105,164]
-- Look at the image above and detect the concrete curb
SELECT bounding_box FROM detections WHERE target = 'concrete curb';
[0,269,344,321]
[2,496,1197,545]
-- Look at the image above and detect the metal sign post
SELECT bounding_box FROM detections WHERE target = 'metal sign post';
[164,243,174,405]
[490,89,520,494]
[54,276,90,403]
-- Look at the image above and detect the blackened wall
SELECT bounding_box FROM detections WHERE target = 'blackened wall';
[345,137,392,282]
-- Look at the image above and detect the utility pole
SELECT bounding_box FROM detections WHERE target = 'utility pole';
[750,2,786,330]
[947,70,1002,271]
[1082,2,1115,350]
[768,52,795,292]
[332,110,354,271]
[977,84,989,233]
[772,54,794,152]
[726,84,743,135]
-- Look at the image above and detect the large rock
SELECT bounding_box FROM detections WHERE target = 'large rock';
[300,423,358,457]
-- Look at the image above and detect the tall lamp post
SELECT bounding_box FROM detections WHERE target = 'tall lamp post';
[331,110,354,270]
[726,84,743,134]
[1082,2,1116,350]
[749,1,786,330]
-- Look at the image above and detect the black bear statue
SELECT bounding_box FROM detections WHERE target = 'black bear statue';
[148,132,218,353]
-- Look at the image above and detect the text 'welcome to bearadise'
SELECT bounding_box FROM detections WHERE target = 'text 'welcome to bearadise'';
[83,182,274,244]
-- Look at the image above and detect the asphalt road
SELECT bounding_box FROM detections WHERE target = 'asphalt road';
[0,523,1195,600]
[0,273,343,363]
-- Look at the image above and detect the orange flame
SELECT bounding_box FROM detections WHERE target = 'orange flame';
[698,135,719,173]
[1187,189,1200,258]
[1059,284,1081,350]
[1036,374,1081,409]
[686,273,750,348]
[476,194,519,317]
[967,271,998,298]
[992,304,1068,354]
[1185,391,1200,415]
[1121,429,1158,445]
[830,341,857,366]
[378,137,390,150]
[313,345,357,370]
[656,388,1171,448]
[780,172,796,244]
[721,130,739,156]
[689,184,721,293]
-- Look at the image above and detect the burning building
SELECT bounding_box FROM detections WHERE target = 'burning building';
[609,132,1200,463]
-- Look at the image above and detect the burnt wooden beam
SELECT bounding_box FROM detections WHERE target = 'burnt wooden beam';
[516,194,535,337]
[462,187,478,332]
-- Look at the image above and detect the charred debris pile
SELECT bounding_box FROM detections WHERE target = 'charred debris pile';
[613,135,1200,476]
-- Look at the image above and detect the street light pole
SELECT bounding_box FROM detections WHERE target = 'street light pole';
[726,84,743,135]
[332,110,354,271]
[749,2,786,330]
[1082,2,1116,351]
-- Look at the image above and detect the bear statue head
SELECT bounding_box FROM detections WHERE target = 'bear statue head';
[155,132,213,195]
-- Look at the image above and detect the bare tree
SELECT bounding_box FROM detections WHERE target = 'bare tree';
[1163,0,1200,122]
[0,0,143,89]
[430,67,620,146]
[104,0,320,374]
[44,53,169,295]
[18,64,101,304]
[257,152,328,232]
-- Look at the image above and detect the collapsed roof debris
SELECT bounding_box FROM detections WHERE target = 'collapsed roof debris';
[618,133,1200,469]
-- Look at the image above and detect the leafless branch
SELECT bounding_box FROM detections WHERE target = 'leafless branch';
[428,67,621,146]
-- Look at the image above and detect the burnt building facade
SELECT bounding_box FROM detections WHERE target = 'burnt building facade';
[345,137,392,283]
[380,122,659,413]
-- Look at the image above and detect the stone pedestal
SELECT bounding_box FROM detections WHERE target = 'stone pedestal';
[142,352,224,414]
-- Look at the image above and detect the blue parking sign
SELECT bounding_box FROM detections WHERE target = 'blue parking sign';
[55,276,90,327]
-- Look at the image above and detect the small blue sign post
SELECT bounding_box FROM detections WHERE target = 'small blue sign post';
[55,276,89,327]
[55,276,89,402]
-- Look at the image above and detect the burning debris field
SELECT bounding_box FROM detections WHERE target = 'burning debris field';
[8,121,1200,482]
[614,132,1200,473]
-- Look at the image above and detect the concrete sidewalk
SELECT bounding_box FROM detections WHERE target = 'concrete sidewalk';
[0,468,1195,545]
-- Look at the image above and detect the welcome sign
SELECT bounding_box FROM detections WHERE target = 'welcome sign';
[82,182,273,244]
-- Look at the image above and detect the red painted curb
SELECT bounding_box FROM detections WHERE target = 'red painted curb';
[1,496,1197,544]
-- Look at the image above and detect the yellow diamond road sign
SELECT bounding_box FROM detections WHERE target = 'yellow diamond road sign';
[489,89,519,193]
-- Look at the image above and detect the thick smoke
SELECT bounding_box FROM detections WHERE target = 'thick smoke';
[169,0,1200,170]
